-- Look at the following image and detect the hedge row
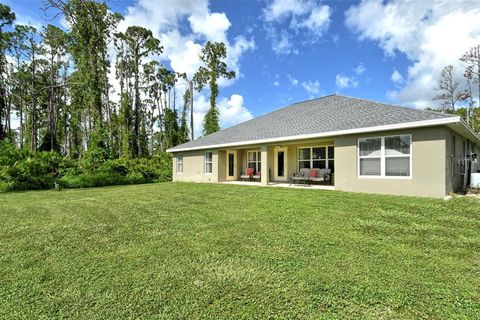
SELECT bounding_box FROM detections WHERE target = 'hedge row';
[0,142,172,192]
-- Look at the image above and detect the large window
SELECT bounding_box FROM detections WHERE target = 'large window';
[204,152,213,174]
[358,135,411,178]
[247,151,261,174]
[298,146,334,172]
[177,155,183,174]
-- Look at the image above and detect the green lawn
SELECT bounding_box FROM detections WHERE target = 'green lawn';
[0,183,479,319]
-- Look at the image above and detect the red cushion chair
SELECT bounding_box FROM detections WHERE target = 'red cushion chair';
[308,169,318,178]
[246,168,254,176]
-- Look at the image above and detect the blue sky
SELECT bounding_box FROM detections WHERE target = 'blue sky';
[5,0,480,136]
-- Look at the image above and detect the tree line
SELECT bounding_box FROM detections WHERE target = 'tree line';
[432,44,480,131]
[0,0,234,159]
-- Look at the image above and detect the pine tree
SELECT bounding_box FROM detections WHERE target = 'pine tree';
[40,24,67,151]
[193,41,235,136]
[0,4,15,141]
[115,26,162,157]
[433,65,461,113]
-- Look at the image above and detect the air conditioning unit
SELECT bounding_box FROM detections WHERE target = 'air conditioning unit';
[471,173,480,189]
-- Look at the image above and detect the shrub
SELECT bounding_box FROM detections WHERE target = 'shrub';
[57,153,172,189]
[0,148,172,192]
[58,172,131,189]
[0,141,29,166]
[0,152,69,191]
[0,180,10,192]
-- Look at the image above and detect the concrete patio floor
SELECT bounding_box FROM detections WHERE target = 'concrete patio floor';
[221,181,335,190]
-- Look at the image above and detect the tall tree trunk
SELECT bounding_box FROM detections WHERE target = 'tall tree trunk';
[15,56,24,148]
[134,50,141,157]
[48,55,55,151]
[157,96,163,152]
[165,90,170,149]
[0,29,5,141]
[90,48,102,127]
[477,46,480,131]
[19,99,23,149]
[173,86,176,112]
[30,43,37,151]
[189,79,194,141]
[168,88,171,110]
[102,50,114,150]
[63,67,70,156]
[6,94,11,138]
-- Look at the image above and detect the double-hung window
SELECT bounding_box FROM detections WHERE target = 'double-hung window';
[177,155,184,174]
[204,152,213,174]
[298,146,334,172]
[358,135,411,178]
[247,151,261,174]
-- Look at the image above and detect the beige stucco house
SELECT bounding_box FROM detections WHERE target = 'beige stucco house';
[167,95,480,198]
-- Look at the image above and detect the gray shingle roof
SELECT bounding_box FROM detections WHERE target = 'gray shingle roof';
[168,94,458,152]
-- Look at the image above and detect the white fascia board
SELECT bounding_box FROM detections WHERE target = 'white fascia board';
[448,119,480,144]
[167,117,461,152]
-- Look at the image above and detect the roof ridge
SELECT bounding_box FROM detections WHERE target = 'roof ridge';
[289,93,337,106]
[334,94,456,118]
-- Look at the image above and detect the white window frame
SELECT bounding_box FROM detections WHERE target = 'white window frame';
[177,155,184,174]
[247,150,261,173]
[204,151,213,174]
[358,134,412,179]
[297,146,334,171]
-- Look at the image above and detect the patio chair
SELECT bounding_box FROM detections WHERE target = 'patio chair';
[306,168,332,185]
[252,171,261,182]
[290,171,308,185]
[240,168,254,181]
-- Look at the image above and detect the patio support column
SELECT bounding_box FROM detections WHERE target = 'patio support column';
[261,145,269,186]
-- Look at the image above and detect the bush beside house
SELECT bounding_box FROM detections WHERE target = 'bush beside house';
[0,142,172,192]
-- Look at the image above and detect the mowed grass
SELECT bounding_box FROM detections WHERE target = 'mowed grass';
[0,183,479,319]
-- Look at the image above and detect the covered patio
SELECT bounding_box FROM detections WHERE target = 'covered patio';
[218,139,335,187]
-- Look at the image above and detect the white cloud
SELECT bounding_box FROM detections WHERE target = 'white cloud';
[287,74,321,97]
[301,80,321,96]
[190,93,253,138]
[273,81,280,86]
[287,74,299,86]
[191,94,210,138]
[291,5,331,36]
[345,0,480,107]
[188,12,231,43]
[219,94,253,128]
[263,0,312,22]
[335,74,358,89]
[354,63,366,75]
[391,69,404,84]
[119,0,207,34]
[271,31,298,55]
[223,35,255,83]
[159,31,203,79]
[331,34,340,44]
[263,0,332,55]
